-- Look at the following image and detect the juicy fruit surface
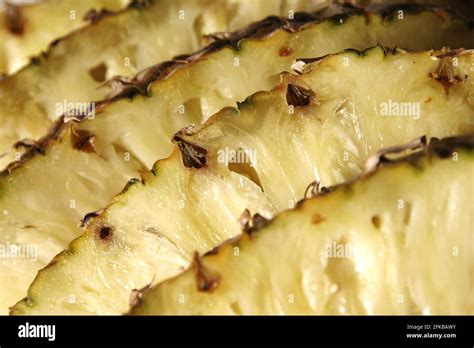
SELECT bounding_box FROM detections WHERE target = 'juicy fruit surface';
[181,48,474,209]
[131,139,474,315]
[0,0,330,168]
[1,4,474,168]
[9,47,474,315]
[4,5,470,313]
[11,158,273,315]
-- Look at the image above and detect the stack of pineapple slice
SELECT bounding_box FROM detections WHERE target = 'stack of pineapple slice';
[0,0,472,315]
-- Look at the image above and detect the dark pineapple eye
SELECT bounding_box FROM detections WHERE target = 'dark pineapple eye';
[286,84,314,107]
[99,227,112,240]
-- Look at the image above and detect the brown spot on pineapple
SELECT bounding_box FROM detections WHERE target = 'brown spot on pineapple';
[312,213,326,224]
[429,57,463,96]
[371,215,381,229]
[71,128,96,153]
[173,127,207,169]
[304,181,330,198]
[80,209,104,227]
[252,213,270,230]
[129,282,152,308]
[193,252,220,292]
[121,178,141,194]
[89,62,108,83]
[98,226,113,240]
[279,47,293,57]
[238,209,269,237]
[286,84,315,107]
[177,141,207,168]
[5,3,25,35]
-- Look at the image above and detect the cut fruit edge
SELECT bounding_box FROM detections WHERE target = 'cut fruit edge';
[130,135,474,315]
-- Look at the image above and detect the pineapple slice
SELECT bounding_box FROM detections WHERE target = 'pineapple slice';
[1,4,473,169]
[130,136,474,315]
[0,0,334,167]
[3,7,473,315]
[0,0,129,74]
[9,47,474,314]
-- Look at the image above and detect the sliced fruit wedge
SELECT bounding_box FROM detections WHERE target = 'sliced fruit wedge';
[130,136,474,315]
[9,47,474,314]
[0,0,333,167]
[0,0,129,74]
